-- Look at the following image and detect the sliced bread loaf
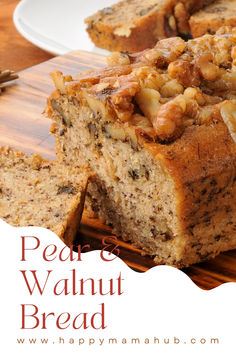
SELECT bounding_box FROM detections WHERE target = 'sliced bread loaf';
[85,0,216,52]
[0,147,88,245]
[190,0,236,38]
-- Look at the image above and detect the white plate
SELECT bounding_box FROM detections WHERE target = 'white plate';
[13,0,118,56]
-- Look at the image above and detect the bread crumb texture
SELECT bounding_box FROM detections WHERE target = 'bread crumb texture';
[0,147,88,245]
[85,0,216,52]
[190,0,236,38]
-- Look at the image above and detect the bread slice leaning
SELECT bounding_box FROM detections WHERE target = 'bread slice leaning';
[0,147,89,246]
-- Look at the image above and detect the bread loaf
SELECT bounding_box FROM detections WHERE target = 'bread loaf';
[85,0,215,52]
[47,27,236,267]
[190,0,236,38]
[0,147,88,245]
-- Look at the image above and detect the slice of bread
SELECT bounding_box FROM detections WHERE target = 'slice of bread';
[190,0,236,37]
[0,147,88,245]
[85,0,215,52]
[47,28,236,267]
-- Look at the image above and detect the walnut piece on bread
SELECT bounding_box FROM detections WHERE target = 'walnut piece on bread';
[221,101,236,143]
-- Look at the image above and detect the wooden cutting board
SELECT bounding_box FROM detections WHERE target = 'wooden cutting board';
[0,50,235,290]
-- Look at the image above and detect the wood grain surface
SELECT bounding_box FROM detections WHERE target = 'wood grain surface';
[0,50,235,290]
[0,0,54,72]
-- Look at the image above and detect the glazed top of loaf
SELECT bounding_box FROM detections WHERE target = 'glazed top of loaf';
[48,27,236,184]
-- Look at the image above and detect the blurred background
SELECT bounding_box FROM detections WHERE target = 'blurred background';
[0,0,53,72]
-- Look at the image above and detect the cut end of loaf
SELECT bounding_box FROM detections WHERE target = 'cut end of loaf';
[0,146,89,246]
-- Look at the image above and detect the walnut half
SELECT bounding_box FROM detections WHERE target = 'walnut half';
[51,71,72,94]
[220,101,236,143]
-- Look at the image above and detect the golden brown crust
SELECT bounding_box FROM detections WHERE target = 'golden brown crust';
[85,0,216,52]
[145,122,236,185]
[86,12,176,53]
[190,0,236,38]
[143,122,236,265]
[85,0,176,53]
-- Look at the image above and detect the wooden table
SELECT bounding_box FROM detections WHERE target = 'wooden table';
[1,0,236,290]
[0,0,54,72]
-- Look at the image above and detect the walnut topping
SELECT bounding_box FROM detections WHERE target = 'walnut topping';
[132,66,164,90]
[74,65,132,86]
[135,88,161,119]
[168,60,200,87]
[168,16,177,32]
[129,37,186,66]
[83,92,111,120]
[174,2,190,34]
[160,79,184,97]
[107,52,130,66]
[232,46,236,72]
[154,102,184,140]
[196,53,220,81]
[141,48,163,64]
[50,26,236,144]
[187,28,234,67]
[131,113,153,128]
[51,71,72,94]
[220,101,236,143]
[184,87,206,105]
[150,95,188,141]
[155,37,186,64]
[110,79,140,121]
[231,46,236,61]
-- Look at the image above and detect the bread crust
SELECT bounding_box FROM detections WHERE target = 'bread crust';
[190,0,236,38]
[85,0,216,52]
